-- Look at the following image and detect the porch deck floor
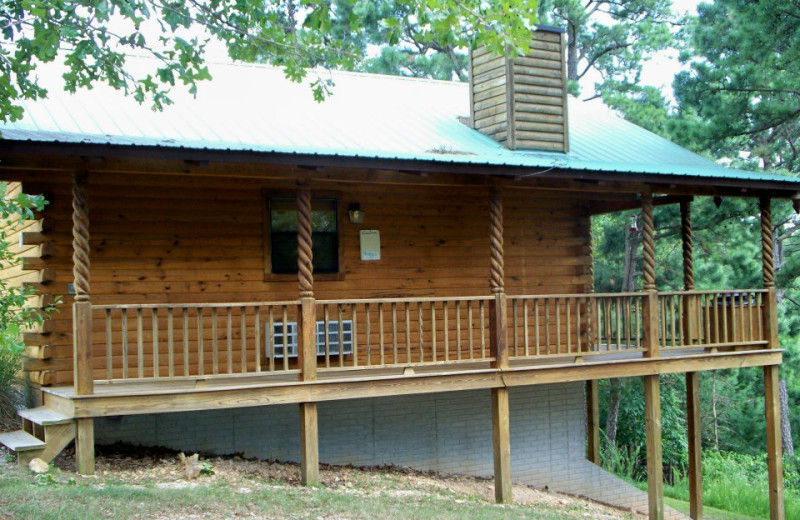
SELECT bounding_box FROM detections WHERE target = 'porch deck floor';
[44,348,705,400]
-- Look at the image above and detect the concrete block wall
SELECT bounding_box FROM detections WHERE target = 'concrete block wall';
[95,382,684,518]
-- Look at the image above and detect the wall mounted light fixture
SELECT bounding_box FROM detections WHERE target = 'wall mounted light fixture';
[348,203,364,224]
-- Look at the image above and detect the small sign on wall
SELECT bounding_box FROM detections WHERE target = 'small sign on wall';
[360,230,381,261]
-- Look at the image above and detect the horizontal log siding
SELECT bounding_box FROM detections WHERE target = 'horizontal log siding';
[470,51,508,144]
[511,30,568,153]
[15,172,591,384]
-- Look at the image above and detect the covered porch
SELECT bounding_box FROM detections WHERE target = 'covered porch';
[57,174,785,519]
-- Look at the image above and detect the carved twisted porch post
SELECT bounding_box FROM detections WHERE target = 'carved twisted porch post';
[641,193,663,520]
[488,188,512,504]
[297,182,319,486]
[72,171,95,475]
[681,199,703,520]
[761,197,785,520]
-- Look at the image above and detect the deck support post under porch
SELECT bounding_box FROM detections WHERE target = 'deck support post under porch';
[72,171,95,476]
[586,380,600,465]
[686,372,702,520]
[488,188,513,504]
[296,183,320,486]
[761,197,785,520]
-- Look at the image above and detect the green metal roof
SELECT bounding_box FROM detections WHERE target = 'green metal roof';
[1,59,797,187]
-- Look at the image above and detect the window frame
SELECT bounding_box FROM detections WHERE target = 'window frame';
[262,189,345,281]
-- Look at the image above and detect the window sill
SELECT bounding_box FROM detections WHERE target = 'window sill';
[264,272,346,283]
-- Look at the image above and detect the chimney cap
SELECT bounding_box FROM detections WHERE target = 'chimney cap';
[534,24,566,34]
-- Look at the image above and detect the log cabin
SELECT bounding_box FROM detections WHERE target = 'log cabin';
[0,26,797,519]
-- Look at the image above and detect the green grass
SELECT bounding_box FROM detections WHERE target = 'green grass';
[0,462,634,520]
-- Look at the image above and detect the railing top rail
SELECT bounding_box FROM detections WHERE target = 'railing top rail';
[92,287,767,311]
[315,295,495,305]
[658,289,768,297]
[93,300,301,311]
[508,291,643,299]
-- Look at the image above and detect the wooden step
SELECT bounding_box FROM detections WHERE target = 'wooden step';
[0,430,45,452]
[19,407,72,426]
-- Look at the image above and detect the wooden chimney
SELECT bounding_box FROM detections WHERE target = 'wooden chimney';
[469,26,569,153]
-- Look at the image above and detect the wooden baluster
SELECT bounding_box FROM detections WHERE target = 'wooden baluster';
[167,308,175,378]
[268,307,275,372]
[338,304,344,367]
[534,299,541,356]
[255,307,261,372]
[197,308,204,376]
[521,300,529,357]
[137,308,144,378]
[456,301,462,361]
[468,301,475,360]
[555,298,562,354]
[378,302,386,366]
[510,300,517,357]
[282,306,289,371]
[240,307,248,373]
[212,308,219,375]
[721,295,729,345]
[351,304,358,368]
[545,299,551,354]
[122,310,128,379]
[405,302,411,363]
[443,301,450,362]
[480,300,486,359]
[392,302,398,365]
[324,305,331,368]
[152,309,159,378]
[418,302,424,363]
[105,310,112,379]
[365,303,372,366]
[432,301,438,362]
[566,298,572,354]
[182,308,189,376]
[227,308,233,373]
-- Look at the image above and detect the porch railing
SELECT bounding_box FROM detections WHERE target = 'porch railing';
[91,289,771,382]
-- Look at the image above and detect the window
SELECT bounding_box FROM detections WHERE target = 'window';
[268,197,339,275]
[268,320,354,358]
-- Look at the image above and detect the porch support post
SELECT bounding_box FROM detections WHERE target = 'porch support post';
[72,171,95,476]
[489,188,512,504]
[641,193,663,519]
[641,194,659,359]
[297,182,319,486]
[686,372,702,519]
[761,197,784,520]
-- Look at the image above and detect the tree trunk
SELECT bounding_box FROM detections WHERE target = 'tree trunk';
[566,23,578,82]
[712,371,720,451]
[780,379,794,456]
[606,377,621,444]
[606,225,640,445]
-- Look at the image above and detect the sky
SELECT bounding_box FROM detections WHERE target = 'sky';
[637,0,702,96]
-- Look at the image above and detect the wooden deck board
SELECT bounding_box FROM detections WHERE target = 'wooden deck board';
[42,349,781,419]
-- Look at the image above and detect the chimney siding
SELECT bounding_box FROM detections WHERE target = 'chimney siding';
[470,28,569,153]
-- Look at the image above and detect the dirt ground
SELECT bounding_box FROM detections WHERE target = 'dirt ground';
[3,443,641,519]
